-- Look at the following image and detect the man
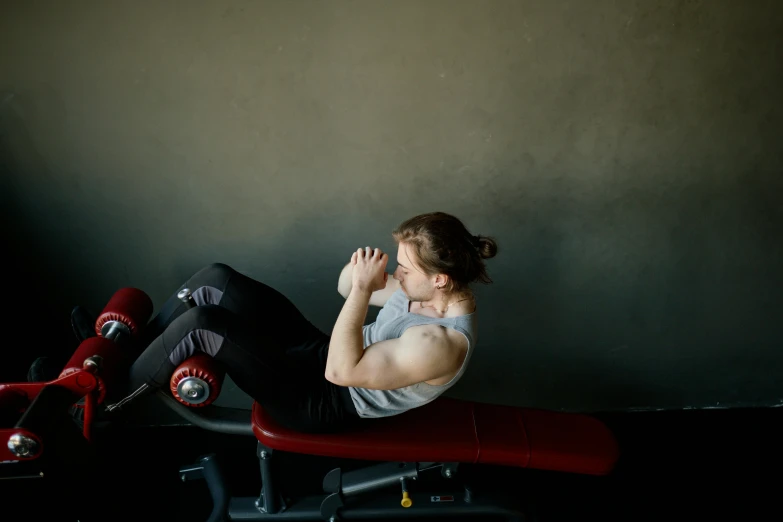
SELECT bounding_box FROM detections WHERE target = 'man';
[115,211,497,433]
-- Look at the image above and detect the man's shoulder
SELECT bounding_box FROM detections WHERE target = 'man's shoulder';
[397,325,468,382]
[400,322,444,338]
[399,324,462,353]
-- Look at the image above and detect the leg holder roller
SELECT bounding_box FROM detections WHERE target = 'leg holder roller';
[95,287,153,340]
[59,336,125,404]
[170,353,225,407]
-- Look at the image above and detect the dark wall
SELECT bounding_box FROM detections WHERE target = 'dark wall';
[1,0,781,410]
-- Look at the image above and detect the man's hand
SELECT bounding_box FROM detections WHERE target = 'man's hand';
[351,247,389,294]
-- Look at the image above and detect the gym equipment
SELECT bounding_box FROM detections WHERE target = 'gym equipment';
[157,288,620,521]
[167,376,617,521]
[1,286,620,521]
[1,288,152,463]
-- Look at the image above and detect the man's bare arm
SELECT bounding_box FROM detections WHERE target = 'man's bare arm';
[326,287,371,384]
[337,262,400,307]
[337,262,353,298]
[326,326,454,389]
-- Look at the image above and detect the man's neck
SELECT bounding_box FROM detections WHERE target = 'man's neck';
[419,291,474,316]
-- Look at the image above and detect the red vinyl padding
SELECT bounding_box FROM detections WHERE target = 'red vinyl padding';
[170,353,225,407]
[95,287,153,337]
[254,398,480,463]
[252,398,619,475]
[520,409,619,476]
[59,336,126,403]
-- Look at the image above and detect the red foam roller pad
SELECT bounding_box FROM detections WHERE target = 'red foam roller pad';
[60,336,127,404]
[94,287,153,337]
[170,353,225,407]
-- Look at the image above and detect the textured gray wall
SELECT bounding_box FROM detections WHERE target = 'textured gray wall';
[1,1,781,411]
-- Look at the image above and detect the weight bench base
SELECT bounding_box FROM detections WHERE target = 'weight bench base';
[228,490,525,521]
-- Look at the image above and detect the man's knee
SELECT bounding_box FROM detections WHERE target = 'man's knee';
[185,263,237,304]
[128,305,231,392]
[172,304,232,333]
[193,262,236,282]
[156,305,233,366]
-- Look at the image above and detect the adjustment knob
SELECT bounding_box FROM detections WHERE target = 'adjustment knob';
[176,376,210,405]
[178,288,196,309]
[400,477,412,508]
[7,433,40,459]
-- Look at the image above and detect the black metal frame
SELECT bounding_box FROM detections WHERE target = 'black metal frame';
[160,387,525,521]
[180,442,525,521]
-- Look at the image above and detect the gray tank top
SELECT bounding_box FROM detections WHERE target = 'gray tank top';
[348,289,477,418]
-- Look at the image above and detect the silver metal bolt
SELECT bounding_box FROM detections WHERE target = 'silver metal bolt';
[260,450,268,459]
[83,355,103,372]
[7,433,40,458]
[444,468,452,478]
[181,474,186,482]
[177,378,209,405]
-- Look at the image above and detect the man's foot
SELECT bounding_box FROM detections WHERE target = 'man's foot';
[71,305,97,343]
[26,356,62,382]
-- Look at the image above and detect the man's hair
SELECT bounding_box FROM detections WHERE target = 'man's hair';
[392,212,498,294]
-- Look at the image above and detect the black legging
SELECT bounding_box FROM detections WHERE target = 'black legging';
[122,263,359,433]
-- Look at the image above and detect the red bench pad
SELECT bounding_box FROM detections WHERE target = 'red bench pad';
[252,398,618,476]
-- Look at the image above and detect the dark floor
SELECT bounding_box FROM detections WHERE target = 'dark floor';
[2,401,780,522]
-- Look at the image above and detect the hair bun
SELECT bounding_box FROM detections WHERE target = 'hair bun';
[476,235,498,259]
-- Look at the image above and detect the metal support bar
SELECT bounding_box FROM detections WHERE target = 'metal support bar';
[228,489,524,521]
[257,444,285,514]
[341,462,419,496]
[319,462,431,520]
[179,454,228,522]
[155,390,254,436]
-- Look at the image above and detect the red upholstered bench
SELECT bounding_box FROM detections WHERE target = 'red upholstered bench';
[10,285,621,521]
[167,355,620,521]
[164,339,619,520]
[253,397,619,476]
[153,289,621,519]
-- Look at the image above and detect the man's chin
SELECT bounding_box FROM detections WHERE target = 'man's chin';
[401,288,420,301]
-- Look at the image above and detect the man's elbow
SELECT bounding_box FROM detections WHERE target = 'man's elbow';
[326,366,366,387]
[325,368,348,386]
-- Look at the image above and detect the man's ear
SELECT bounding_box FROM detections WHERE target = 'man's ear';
[434,274,450,289]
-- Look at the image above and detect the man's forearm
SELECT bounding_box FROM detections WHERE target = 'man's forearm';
[326,288,371,382]
[337,262,352,297]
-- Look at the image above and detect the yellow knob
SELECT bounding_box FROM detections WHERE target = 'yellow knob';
[401,491,412,508]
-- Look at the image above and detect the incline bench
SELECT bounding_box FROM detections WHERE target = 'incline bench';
[2,287,620,521]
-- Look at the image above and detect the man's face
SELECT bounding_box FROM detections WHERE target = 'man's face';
[392,242,436,302]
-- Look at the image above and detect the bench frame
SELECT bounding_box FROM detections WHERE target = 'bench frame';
[160,390,525,521]
[179,443,525,522]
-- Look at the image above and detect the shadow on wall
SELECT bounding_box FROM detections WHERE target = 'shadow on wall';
[441,204,662,412]
[3,81,783,411]
[0,91,81,380]
[445,161,783,411]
